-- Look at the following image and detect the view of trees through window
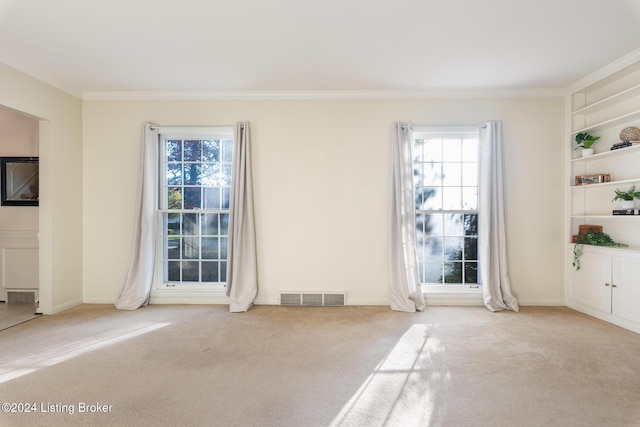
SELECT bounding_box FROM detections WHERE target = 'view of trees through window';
[413,133,479,284]
[160,136,233,285]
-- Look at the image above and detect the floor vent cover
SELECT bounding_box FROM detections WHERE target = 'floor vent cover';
[279,292,346,307]
[7,291,36,304]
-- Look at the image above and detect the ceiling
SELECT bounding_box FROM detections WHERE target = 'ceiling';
[1,0,640,96]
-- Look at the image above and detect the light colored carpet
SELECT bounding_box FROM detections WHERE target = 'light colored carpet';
[0,303,39,331]
[0,304,639,426]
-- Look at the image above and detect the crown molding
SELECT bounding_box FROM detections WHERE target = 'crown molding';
[564,48,640,95]
[0,53,82,99]
[82,88,564,101]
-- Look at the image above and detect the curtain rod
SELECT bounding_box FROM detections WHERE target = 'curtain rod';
[148,124,243,131]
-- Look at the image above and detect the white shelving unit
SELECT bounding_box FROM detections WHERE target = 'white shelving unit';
[566,52,640,334]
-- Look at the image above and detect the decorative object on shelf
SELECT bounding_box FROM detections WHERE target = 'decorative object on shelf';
[611,185,640,209]
[575,173,611,185]
[619,126,640,143]
[612,209,638,215]
[575,132,600,157]
[572,230,627,271]
[611,141,633,150]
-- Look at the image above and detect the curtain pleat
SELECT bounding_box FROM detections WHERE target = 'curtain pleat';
[115,123,159,310]
[389,122,426,312]
[226,122,258,312]
[479,121,519,312]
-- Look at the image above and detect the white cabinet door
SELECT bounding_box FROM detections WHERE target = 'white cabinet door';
[613,255,640,324]
[569,249,612,314]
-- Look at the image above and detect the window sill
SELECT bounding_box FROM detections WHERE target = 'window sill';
[422,284,483,306]
[149,287,229,305]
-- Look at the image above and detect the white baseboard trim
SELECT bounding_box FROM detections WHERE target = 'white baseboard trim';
[40,297,83,315]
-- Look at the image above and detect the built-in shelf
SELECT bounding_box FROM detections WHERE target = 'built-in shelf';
[571,109,640,134]
[571,178,640,190]
[571,215,640,219]
[572,83,640,115]
[571,144,640,162]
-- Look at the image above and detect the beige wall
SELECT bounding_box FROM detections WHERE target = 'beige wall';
[83,96,565,306]
[0,107,39,231]
[0,63,83,314]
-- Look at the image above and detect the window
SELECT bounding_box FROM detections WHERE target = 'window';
[413,127,479,286]
[158,128,234,288]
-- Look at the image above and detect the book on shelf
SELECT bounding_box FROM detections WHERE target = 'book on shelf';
[612,209,638,215]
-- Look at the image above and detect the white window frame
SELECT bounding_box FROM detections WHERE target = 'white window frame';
[413,125,482,297]
[154,126,235,293]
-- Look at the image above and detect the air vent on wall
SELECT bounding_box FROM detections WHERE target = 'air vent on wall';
[279,291,346,307]
[7,291,36,304]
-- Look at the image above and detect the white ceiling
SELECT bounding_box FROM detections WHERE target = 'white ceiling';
[1,0,640,96]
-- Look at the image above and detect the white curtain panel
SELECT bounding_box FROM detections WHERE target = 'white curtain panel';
[389,122,426,312]
[479,121,519,312]
[226,122,258,312]
[115,123,159,310]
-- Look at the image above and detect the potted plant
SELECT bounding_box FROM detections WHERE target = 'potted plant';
[573,231,627,270]
[574,132,600,157]
[612,186,640,209]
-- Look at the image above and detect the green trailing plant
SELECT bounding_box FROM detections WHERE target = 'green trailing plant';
[572,231,627,270]
[574,132,600,150]
[612,185,640,202]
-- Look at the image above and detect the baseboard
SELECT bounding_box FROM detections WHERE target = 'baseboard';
[41,297,83,315]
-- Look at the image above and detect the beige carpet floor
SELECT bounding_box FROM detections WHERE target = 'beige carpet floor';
[0,303,39,331]
[0,304,639,427]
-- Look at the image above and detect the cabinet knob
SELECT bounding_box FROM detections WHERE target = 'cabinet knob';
[605,283,610,287]
[612,284,618,288]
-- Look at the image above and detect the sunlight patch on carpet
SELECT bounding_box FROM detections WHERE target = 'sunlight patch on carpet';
[329,323,448,427]
[0,322,170,384]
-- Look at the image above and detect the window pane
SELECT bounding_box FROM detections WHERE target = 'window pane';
[220,237,228,259]
[202,261,218,282]
[424,213,443,236]
[203,140,220,161]
[184,164,202,185]
[462,139,478,162]
[201,237,218,259]
[220,261,227,282]
[222,139,233,162]
[420,187,441,210]
[462,187,477,210]
[424,237,443,260]
[184,187,201,209]
[203,187,221,209]
[464,214,478,235]
[202,213,219,235]
[442,163,461,186]
[220,213,229,235]
[166,140,182,162]
[443,262,462,283]
[444,237,463,261]
[423,139,442,162]
[168,261,181,281]
[425,262,442,283]
[465,237,478,260]
[442,187,462,210]
[168,188,182,210]
[200,163,219,186]
[167,212,181,234]
[166,236,180,260]
[465,262,478,283]
[184,140,202,161]
[222,188,231,210]
[167,163,182,185]
[182,236,200,259]
[181,261,200,281]
[462,163,477,186]
[183,213,198,235]
[444,213,463,236]
[442,139,461,161]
